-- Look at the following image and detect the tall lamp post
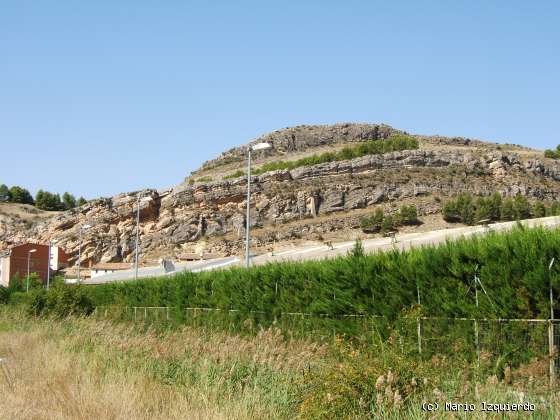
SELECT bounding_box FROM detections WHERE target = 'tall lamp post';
[77,224,91,284]
[245,142,272,268]
[550,258,555,320]
[549,257,556,387]
[47,239,57,290]
[134,194,152,281]
[26,249,37,293]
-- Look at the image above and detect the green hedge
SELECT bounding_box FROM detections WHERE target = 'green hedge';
[83,226,560,320]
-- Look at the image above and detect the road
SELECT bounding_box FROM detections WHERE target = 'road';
[83,215,560,284]
[84,256,240,285]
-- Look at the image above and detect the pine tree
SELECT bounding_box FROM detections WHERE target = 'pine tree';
[532,201,546,218]
[474,197,492,223]
[35,190,63,211]
[501,198,515,220]
[489,192,502,221]
[9,186,34,205]
[0,184,10,202]
[443,201,459,222]
[513,195,531,220]
[62,192,77,210]
[76,197,87,207]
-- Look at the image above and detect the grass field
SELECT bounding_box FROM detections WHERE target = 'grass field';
[1,308,559,419]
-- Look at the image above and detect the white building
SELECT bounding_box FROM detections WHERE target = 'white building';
[90,263,132,279]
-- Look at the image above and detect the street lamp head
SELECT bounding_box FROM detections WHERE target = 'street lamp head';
[549,258,555,270]
[29,249,37,254]
[251,142,272,151]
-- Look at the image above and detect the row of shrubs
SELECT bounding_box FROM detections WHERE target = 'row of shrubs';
[359,205,419,233]
[442,192,560,225]
[0,274,94,317]
[224,134,419,180]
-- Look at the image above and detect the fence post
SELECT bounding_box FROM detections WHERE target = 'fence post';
[144,307,147,320]
[417,317,423,355]
[474,318,480,370]
[549,320,556,387]
[134,307,137,321]
[166,307,170,321]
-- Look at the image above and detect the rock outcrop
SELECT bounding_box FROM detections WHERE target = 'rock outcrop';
[1,124,558,265]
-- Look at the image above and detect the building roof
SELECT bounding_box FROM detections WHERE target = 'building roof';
[91,263,132,271]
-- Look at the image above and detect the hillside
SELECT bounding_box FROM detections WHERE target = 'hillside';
[1,122,559,267]
[0,203,59,246]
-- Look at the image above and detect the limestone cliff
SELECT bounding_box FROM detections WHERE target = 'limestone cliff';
[1,123,557,266]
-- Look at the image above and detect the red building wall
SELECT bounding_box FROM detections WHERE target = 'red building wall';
[9,244,50,284]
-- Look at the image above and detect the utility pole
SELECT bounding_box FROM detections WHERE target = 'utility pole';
[77,224,91,284]
[245,148,252,268]
[134,194,150,280]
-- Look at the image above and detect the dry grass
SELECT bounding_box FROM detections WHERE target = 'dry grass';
[0,311,326,419]
[2,309,559,419]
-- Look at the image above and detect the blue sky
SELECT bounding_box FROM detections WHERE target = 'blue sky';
[1,1,558,198]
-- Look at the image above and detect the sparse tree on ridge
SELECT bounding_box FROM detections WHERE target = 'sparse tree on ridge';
[62,192,77,210]
[9,186,34,205]
[0,184,10,202]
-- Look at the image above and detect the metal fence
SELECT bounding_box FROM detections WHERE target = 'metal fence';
[92,305,560,383]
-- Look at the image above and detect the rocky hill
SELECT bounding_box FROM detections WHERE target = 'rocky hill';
[1,123,558,267]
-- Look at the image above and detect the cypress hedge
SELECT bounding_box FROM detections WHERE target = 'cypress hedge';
[84,225,560,320]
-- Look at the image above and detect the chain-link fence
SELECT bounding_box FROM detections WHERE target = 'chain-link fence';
[92,305,560,382]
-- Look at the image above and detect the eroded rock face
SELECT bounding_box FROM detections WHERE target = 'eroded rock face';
[197,123,398,173]
[2,126,560,265]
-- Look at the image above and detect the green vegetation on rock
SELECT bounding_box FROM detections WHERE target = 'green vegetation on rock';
[360,205,419,233]
[544,144,560,159]
[0,183,86,211]
[443,192,558,225]
[223,134,419,179]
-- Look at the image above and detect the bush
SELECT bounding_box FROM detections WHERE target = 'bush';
[398,205,418,225]
[0,286,8,304]
[223,170,246,180]
[298,336,437,418]
[380,215,395,233]
[501,198,515,221]
[349,239,365,258]
[533,201,546,218]
[43,283,95,317]
[360,205,419,233]
[360,208,384,232]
